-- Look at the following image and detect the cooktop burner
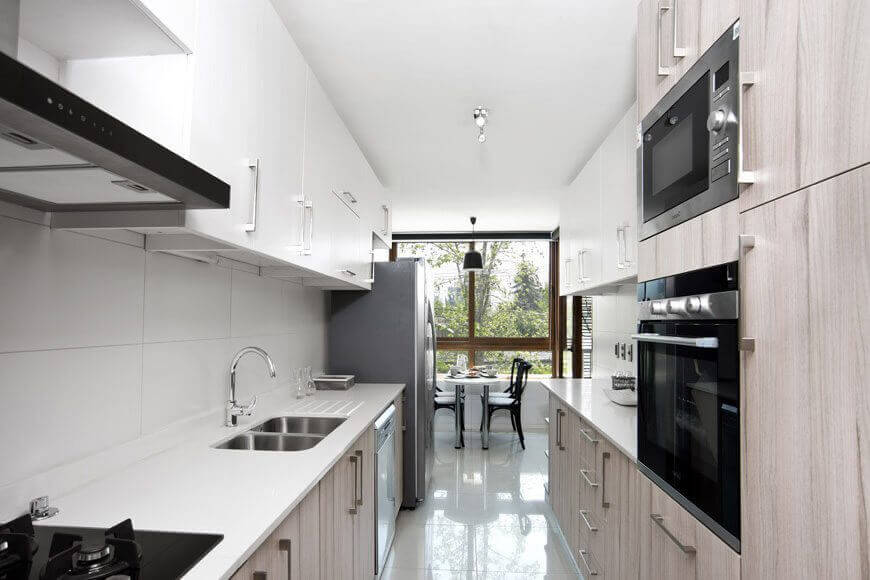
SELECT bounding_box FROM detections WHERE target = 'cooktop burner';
[0,515,221,580]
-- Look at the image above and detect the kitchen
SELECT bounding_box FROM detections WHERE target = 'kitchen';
[0,0,867,579]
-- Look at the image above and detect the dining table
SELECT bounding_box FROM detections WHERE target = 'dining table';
[440,375,511,450]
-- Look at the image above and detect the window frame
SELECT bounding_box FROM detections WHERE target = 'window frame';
[394,239,557,375]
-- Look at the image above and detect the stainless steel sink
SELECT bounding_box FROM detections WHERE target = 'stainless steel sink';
[215,433,324,451]
[249,416,346,436]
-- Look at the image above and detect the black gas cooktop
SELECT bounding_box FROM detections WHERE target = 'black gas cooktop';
[0,514,222,580]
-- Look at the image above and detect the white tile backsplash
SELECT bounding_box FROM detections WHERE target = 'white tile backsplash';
[0,214,328,491]
[143,252,231,342]
[0,216,144,352]
[0,345,143,487]
[591,286,637,379]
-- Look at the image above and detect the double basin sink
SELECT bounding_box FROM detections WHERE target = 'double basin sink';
[215,416,345,452]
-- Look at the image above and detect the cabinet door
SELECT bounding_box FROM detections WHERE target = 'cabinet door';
[637,0,677,119]
[638,475,697,580]
[321,451,357,580]
[272,509,301,580]
[546,395,558,505]
[574,150,603,289]
[186,0,261,250]
[298,486,322,579]
[354,429,375,580]
[600,105,639,282]
[247,2,308,260]
[738,0,870,212]
[740,166,870,580]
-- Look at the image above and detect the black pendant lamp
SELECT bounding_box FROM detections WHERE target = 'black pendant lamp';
[462,217,484,272]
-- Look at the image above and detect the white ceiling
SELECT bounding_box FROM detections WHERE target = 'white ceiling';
[272,0,637,233]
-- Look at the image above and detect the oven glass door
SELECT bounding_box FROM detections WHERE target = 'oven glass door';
[637,319,740,544]
[642,71,711,223]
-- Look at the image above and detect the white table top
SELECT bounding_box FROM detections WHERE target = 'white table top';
[441,375,506,384]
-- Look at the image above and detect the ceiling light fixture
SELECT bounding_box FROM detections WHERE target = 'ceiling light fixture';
[462,217,484,272]
[473,106,488,143]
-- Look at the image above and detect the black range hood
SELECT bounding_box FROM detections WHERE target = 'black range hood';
[0,8,229,212]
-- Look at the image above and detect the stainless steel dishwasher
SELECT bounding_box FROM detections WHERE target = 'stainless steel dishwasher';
[374,404,397,575]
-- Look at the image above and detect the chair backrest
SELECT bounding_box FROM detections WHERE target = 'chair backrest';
[513,361,532,402]
[506,357,524,395]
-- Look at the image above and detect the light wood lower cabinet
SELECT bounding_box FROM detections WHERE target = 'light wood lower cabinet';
[547,396,639,579]
[637,474,739,580]
[230,486,320,580]
[231,427,375,580]
[637,199,739,281]
[739,166,870,579]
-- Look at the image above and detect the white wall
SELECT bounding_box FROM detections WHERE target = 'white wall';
[591,286,637,378]
[0,212,328,493]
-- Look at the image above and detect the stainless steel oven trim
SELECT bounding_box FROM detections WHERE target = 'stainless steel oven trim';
[638,290,738,321]
[631,333,719,348]
[637,20,741,241]
[638,462,740,553]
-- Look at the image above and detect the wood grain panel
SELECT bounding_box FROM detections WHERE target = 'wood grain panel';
[740,164,870,579]
[738,0,870,212]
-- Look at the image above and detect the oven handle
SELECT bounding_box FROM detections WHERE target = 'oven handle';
[631,333,719,348]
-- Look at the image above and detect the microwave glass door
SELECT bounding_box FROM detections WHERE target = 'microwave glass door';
[642,72,712,223]
[637,319,740,543]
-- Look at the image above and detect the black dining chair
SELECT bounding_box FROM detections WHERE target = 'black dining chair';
[479,361,532,449]
[435,384,466,447]
[478,357,524,431]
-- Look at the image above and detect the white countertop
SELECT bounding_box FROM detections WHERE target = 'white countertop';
[538,378,637,461]
[35,383,405,579]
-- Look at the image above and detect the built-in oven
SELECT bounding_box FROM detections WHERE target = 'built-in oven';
[638,21,741,240]
[633,262,740,552]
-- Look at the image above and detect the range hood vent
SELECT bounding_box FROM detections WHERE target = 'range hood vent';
[0,1,229,212]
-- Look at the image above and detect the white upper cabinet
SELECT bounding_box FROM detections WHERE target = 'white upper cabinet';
[599,105,638,283]
[560,103,638,296]
[184,0,262,251]
[246,1,309,260]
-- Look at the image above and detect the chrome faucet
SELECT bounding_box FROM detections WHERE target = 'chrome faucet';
[226,346,276,427]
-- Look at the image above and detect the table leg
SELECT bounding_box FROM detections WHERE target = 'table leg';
[482,384,490,449]
[454,384,462,449]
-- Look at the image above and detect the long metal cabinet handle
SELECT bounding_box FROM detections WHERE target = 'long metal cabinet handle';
[579,428,599,444]
[579,510,598,532]
[578,550,600,576]
[278,539,292,579]
[650,514,697,554]
[672,0,686,58]
[580,469,599,488]
[295,198,313,255]
[631,333,719,348]
[244,157,261,232]
[657,2,670,76]
[601,451,611,508]
[364,251,376,284]
[381,204,389,235]
[622,225,632,266]
[355,450,364,506]
[556,409,565,450]
[738,71,757,184]
[348,455,359,514]
[253,572,267,580]
[577,249,590,283]
[616,227,625,269]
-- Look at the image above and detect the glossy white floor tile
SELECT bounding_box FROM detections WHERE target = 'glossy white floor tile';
[384,431,579,578]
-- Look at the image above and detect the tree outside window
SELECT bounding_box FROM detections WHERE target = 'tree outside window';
[397,240,552,375]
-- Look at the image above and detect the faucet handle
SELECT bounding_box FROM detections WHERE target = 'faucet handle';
[240,396,257,415]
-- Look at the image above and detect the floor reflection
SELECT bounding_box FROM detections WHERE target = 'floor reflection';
[383,430,580,579]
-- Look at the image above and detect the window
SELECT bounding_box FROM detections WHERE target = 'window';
[397,240,553,376]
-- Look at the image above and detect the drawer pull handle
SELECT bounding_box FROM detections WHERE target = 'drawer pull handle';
[556,409,565,450]
[278,539,292,579]
[355,450,364,506]
[578,549,600,576]
[579,428,599,444]
[601,451,611,508]
[348,455,359,514]
[657,2,670,76]
[244,157,260,232]
[579,510,599,532]
[650,513,697,554]
[580,469,599,488]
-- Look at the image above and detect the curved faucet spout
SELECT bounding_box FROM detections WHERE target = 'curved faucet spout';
[227,346,276,426]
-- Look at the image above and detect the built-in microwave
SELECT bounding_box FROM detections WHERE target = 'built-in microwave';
[633,262,740,552]
[638,21,741,240]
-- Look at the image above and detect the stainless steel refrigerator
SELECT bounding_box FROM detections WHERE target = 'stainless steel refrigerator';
[328,258,436,508]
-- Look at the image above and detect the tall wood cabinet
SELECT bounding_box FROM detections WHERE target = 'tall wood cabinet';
[737,0,870,213]
[739,165,870,580]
